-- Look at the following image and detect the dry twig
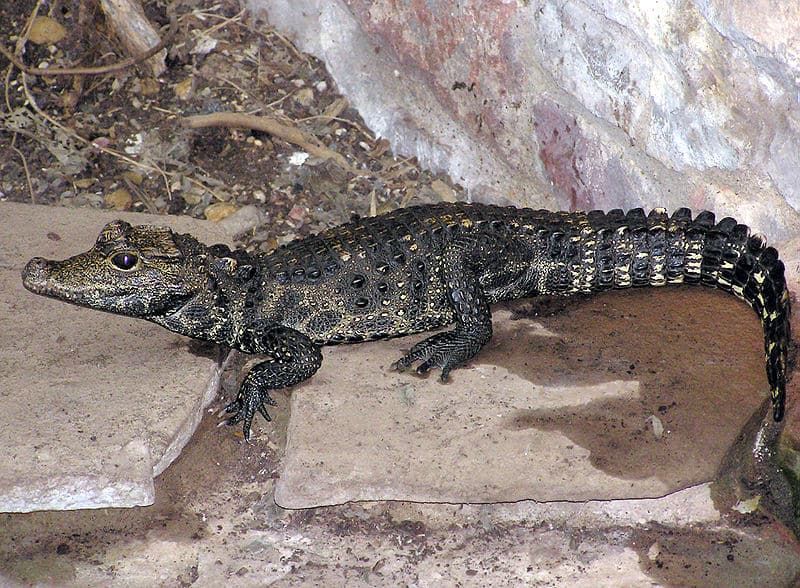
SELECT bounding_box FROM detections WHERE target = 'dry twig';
[183,112,361,174]
[0,32,171,77]
[10,145,35,203]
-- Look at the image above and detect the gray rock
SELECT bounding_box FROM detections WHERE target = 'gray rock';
[250,0,800,239]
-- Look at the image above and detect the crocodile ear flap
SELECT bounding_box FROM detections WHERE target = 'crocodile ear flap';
[96,221,182,259]
[135,227,183,259]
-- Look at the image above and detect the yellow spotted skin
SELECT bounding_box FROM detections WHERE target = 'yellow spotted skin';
[21,203,791,439]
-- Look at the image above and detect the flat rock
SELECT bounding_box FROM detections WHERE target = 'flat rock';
[276,287,768,508]
[0,202,230,512]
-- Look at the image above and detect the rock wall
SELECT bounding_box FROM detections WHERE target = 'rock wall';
[249,0,800,240]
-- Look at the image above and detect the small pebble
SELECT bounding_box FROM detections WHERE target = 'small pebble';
[174,77,195,101]
[294,87,314,107]
[104,188,132,210]
[289,152,310,166]
[28,17,66,45]
[204,202,238,222]
[288,204,307,223]
[219,205,267,236]
[645,415,664,439]
[121,171,143,185]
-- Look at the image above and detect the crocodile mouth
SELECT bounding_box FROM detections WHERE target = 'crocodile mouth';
[21,257,96,304]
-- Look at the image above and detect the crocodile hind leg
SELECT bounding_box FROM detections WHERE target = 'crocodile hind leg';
[225,324,323,440]
[392,238,493,380]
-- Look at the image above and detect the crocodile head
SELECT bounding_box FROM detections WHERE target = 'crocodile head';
[22,220,213,319]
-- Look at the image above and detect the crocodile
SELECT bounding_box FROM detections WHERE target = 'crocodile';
[22,203,791,440]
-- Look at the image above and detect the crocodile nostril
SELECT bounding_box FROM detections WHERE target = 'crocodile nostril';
[24,257,45,276]
[21,257,50,289]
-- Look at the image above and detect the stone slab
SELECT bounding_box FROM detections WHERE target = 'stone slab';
[0,202,230,512]
[276,286,770,508]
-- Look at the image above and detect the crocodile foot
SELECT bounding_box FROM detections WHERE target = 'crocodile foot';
[224,387,277,442]
[391,329,489,381]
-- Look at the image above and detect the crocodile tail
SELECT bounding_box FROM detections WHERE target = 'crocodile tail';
[583,207,790,420]
[665,208,790,420]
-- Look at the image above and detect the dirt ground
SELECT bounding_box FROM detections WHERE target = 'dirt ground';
[1,1,799,586]
[0,0,459,249]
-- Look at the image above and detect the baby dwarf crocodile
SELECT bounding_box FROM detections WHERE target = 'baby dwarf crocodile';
[22,203,791,440]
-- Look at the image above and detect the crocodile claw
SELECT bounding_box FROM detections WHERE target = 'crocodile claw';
[223,389,277,442]
[391,356,431,375]
[391,329,486,382]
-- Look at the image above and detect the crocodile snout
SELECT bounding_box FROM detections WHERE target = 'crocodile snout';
[21,257,51,292]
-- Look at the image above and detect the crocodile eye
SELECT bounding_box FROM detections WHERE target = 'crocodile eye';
[110,252,139,270]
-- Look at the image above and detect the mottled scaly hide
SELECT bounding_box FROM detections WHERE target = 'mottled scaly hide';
[22,203,791,438]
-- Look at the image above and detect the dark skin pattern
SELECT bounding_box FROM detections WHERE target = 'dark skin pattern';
[22,203,791,440]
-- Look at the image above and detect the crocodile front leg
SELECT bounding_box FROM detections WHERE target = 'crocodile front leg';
[225,324,323,440]
[392,238,493,380]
